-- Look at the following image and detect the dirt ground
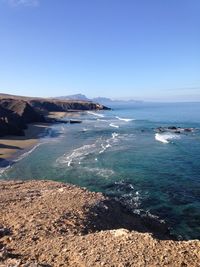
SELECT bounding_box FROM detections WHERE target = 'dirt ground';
[0,180,199,267]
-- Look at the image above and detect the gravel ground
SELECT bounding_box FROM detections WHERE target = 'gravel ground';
[0,180,199,267]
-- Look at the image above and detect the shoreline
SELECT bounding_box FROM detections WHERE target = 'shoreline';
[0,111,77,165]
[0,122,51,168]
[0,110,88,170]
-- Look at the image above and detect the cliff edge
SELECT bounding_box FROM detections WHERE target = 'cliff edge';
[0,94,109,137]
[0,180,199,267]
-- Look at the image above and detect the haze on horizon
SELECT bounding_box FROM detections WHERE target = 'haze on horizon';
[0,0,200,102]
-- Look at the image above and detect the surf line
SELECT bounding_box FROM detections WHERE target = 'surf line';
[116,116,134,122]
[109,123,119,128]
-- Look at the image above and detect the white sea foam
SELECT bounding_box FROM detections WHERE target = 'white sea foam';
[82,166,114,178]
[57,130,135,167]
[97,119,107,122]
[57,143,97,166]
[109,123,119,128]
[14,143,42,162]
[116,116,134,122]
[0,143,42,176]
[112,132,119,139]
[99,143,111,154]
[82,128,88,132]
[87,111,105,118]
[0,164,11,175]
[155,133,180,144]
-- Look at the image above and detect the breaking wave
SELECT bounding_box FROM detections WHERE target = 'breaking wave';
[116,116,134,122]
[87,111,105,118]
[109,123,119,128]
[155,133,181,144]
[56,143,97,167]
[56,131,131,167]
[81,166,115,178]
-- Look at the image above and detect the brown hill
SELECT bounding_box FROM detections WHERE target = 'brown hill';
[0,99,45,137]
[0,105,25,136]
[0,94,109,136]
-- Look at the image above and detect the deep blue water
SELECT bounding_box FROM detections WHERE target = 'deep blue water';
[1,102,200,240]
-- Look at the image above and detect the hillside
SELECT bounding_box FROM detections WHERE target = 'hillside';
[0,180,199,267]
[0,94,109,136]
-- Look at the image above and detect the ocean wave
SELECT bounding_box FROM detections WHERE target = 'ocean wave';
[0,164,11,175]
[155,132,181,144]
[112,132,119,139]
[14,143,42,162]
[57,131,135,167]
[56,143,97,166]
[82,128,89,132]
[109,123,119,128]
[0,143,43,176]
[87,111,105,118]
[116,116,134,122]
[99,143,112,154]
[97,119,108,122]
[82,166,114,178]
[112,180,142,210]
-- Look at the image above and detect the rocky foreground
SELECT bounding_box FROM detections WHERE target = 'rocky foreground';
[0,180,199,267]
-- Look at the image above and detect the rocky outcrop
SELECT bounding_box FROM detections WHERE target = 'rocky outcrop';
[29,99,109,113]
[0,99,45,136]
[0,106,25,136]
[0,95,109,136]
[0,99,45,124]
[156,126,194,134]
[0,180,199,267]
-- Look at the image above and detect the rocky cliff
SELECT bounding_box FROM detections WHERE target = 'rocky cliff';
[0,99,45,137]
[0,94,109,136]
[29,99,108,113]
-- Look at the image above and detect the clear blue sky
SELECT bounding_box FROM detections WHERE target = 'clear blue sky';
[0,0,200,101]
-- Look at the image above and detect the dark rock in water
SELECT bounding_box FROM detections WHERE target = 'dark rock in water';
[156,127,165,133]
[184,128,193,132]
[168,126,178,130]
[155,126,195,135]
[70,120,82,124]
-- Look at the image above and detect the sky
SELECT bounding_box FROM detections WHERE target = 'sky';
[0,0,200,101]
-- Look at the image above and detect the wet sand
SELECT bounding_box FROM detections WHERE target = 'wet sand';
[0,123,50,161]
[0,111,83,163]
[48,111,85,119]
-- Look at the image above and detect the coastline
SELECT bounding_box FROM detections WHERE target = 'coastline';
[0,110,86,170]
[0,180,199,266]
[0,122,51,166]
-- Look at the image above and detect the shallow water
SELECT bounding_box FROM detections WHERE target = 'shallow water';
[1,102,200,240]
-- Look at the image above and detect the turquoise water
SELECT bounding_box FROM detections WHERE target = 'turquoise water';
[1,102,200,240]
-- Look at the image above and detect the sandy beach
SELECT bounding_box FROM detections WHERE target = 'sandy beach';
[0,111,83,163]
[48,111,85,119]
[0,123,50,162]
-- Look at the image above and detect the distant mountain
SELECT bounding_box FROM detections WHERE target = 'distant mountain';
[57,94,91,102]
[92,97,113,104]
[56,94,142,106]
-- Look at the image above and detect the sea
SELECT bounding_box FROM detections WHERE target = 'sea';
[1,102,200,240]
